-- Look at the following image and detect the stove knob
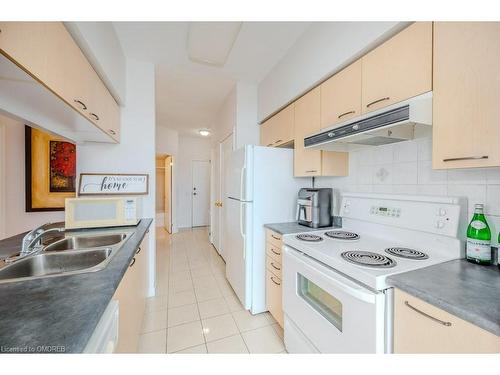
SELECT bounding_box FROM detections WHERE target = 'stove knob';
[435,220,445,229]
[437,208,447,217]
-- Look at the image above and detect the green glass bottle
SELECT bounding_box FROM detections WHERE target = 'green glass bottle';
[466,204,492,265]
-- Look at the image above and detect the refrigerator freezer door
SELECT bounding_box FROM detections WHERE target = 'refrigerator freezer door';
[225,146,252,202]
[224,197,253,309]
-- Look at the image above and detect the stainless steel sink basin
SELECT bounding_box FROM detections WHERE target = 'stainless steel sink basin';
[45,233,127,252]
[0,248,113,282]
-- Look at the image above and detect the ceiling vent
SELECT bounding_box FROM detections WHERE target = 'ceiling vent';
[187,22,242,67]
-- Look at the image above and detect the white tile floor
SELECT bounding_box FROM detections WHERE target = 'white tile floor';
[138,227,285,354]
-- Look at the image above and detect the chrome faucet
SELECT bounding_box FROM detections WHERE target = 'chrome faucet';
[20,223,65,257]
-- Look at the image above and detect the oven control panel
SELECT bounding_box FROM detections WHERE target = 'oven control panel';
[370,206,401,218]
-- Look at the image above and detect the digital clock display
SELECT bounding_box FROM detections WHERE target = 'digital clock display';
[379,207,388,212]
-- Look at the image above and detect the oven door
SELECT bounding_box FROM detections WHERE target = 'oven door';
[283,245,385,353]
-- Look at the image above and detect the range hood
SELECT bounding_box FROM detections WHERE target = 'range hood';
[305,92,432,152]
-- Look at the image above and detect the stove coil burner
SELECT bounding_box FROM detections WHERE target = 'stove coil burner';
[324,230,360,241]
[341,251,396,268]
[385,247,429,260]
[295,234,324,242]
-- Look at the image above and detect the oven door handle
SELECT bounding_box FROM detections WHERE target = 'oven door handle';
[286,246,379,304]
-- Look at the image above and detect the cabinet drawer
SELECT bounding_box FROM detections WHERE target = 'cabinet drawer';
[266,229,282,248]
[266,242,282,263]
[266,255,282,278]
[266,269,284,328]
[394,289,500,353]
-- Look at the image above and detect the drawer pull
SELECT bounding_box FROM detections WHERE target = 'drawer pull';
[266,143,273,147]
[270,262,281,271]
[136,246,141,254]
[305,170,318,173]
[274,139,283,144]
[74,99,87,110]
[366,97,390,108]
[270,248,281,256]
[270,276,281,286]
[109,129,116,135]
[271,234,281,241]
[89,113,100,121]
[404,301,452,327]
[443,155,488,162]
[337,110,355,119]
[129,257,136,268]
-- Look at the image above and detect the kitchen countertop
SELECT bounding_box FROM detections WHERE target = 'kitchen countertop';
[388,259,500,337]
[0,218,152,353]
[264,221,340,235]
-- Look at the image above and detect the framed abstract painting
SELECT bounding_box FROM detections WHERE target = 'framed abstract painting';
[25,126,76,211]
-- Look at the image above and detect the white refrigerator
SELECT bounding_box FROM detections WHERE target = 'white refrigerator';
[223,145,302,314]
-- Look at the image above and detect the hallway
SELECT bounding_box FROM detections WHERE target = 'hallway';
[138,227,285,353]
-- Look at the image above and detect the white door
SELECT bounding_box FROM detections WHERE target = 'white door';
[164,155,173,233]
[218,135,233,258]
[192,160,210,227]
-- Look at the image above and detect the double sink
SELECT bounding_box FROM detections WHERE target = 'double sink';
[0,230,134,284]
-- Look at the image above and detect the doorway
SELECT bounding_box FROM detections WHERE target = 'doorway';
[191,160,210,227]
[156,154,173,233]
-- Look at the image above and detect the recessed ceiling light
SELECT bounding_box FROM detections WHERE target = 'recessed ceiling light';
[188,22,242,67]
[199,129,211,137]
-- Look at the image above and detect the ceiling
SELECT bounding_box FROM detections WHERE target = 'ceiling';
[112,22,310,136]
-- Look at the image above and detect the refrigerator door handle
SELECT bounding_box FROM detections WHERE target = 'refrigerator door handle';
[240,166,246,201]
[240,202,246,259]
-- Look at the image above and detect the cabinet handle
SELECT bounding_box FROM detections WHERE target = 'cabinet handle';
[443,155,488,162]
[89,113,100,121]
[337,110,355,119]
[136,246,141,254]
[271,234,281,241]
[108,129,116,135]
[266,143,273,147]
[404,301,452,327]
[305,170,318,173]
[129,257,136,268]
[274,139,283,144]
[366,97,390,108]
[74,99,87,110]
[270,276,281,286]
[270,262,281,271]
[270,248,281,256]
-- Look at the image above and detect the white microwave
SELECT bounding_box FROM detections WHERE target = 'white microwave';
[65,197,141,229]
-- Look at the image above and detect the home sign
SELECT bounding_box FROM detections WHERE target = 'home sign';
[78,173,149,195]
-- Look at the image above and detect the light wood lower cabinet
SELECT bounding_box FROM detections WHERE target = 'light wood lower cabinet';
[265,229,284,328]
[433,22,500,169]
[113,234,148,353]
[361,22,432,114]
[394,288,500,353]
[294,87,348,177]
[0,22,120,142]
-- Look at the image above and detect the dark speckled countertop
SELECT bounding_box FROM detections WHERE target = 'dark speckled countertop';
[388,259,500,337]
[0,218,152,353]
[264,221,340,235]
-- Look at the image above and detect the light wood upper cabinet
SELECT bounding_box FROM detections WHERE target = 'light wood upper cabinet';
[260,104,294,147]
[361,22,432,114]
[433,22,500,169]
[320,59,362,129]
[294,88,349,177]
[394,289,500,353]
[0,22,120,142]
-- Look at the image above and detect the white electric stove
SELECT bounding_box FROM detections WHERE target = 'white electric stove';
[282,193,466,354]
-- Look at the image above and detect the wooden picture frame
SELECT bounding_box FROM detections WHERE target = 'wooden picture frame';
[78,173,149,196]
[25,126,76,212]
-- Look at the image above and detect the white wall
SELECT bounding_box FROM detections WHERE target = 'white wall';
[65,22,127,105]
[0,115,65,239]
[77,59,156,295]
[315,137,500,247]
[258,22,407,121]
[213,86,236,146]
[235,82,259,149]
[176,135,211,229]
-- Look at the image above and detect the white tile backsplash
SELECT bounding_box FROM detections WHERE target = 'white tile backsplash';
[316,136,500,236]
